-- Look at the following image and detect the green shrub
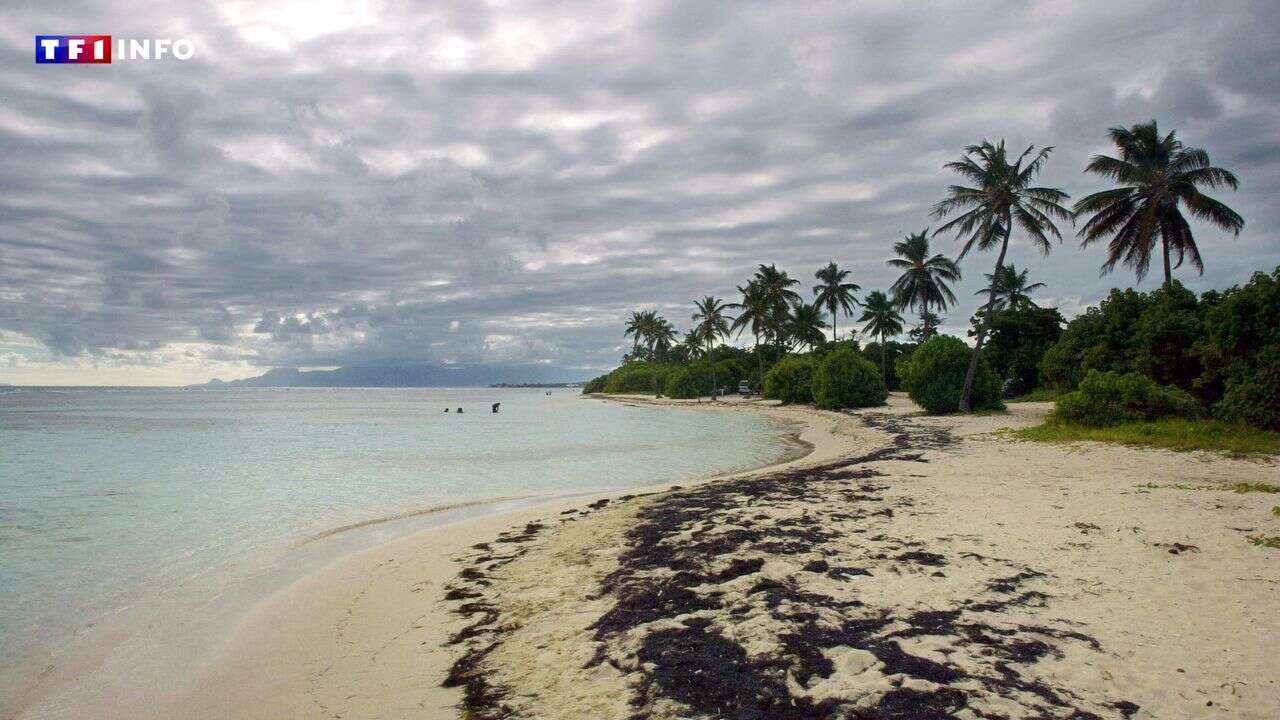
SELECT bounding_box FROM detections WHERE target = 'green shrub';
[1214,344,1280,430]
[663,367,703,399]
[581,374,608,394]
[812,348,886,410]
[895,351,917,393]
[1053,370,1200,427]
[763,356,817,404]
[603,362,675,395]
[903,335,1003,414]
[971,305,1064,396]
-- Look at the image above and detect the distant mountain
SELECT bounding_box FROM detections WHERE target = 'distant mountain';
[192,364,592,388]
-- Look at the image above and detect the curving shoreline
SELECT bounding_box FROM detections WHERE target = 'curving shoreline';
[17,395,1279,719]
[12,396,836,720]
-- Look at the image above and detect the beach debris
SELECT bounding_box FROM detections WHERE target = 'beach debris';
[1154,542,1200,554]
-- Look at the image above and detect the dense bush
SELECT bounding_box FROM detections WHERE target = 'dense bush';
[1196,268,1280,430]
[863,341,913,391]
[581,374,608,394]
[971,305,1063,396]
[1053,370,1200,427]
[903,335,1003,414]
[812,348,886,410]
[1215,345,1280,430]
[1042,282,1214,400]
[602,362,675,395]
[663,366,706,399]
[895,350,916,393]
[763,355,817,404]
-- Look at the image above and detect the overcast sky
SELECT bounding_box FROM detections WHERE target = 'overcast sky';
[1,1,1277,385]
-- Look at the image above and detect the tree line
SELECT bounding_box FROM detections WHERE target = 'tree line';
[604,120,1246,413]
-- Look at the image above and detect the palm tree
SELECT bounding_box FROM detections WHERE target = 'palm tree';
[650,317,677,362]
[753,264,802,349]
[676,330,704,363]
[859,291,904,388]
[623,310,650,357]
[812,262,861,342]
[887,231,960,340]
[976,264,1046,311]
[1074,120,1243,286]
[692,295,733,399]
[729,281,771,388]
[908,311,941,342]
[932,139,1072,411]
[787,304,829,352]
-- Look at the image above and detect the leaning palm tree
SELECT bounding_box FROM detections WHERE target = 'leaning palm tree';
[692,295,733,399]
[932,139,1072,411]
[677,330,704,363]
[786,303,829,352]
[1074,120,1243,286]
[729,280,772,388]
[976,264,1046,311]
[812,262,861,342]
[887,231,960,340]
[859,291,904,388]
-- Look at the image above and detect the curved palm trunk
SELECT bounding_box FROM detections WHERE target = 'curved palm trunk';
[880,334,888,391]
[920,311,929,340]
[831,305,838,343]
[755,331,763,393]
[1161,234,1172,287]
[708,340,717,400]
[962,222,1011,412]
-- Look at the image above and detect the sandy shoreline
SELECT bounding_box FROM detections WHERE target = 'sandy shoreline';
[16,394,1280,719]
[12,396,837,720]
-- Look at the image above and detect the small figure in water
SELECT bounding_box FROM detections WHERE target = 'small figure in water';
[491,402,501,413]
[456,407,464,414]
[444,408,450,413]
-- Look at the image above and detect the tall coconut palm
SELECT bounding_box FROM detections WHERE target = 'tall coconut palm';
[650,317,677,362]
[786,304,829,352]
[887,231,960,340]
[753,264,803,349]
[623,310,651,357]
[975,264,1046,311]
[932,140,1072,412]
[692,295,733,399]
[1074,120,1243,286]
[859,291,904,388]
[729,280,771,388]
[812,262,861,342]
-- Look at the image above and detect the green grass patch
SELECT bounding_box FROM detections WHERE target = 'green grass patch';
[1247,535,1280,548]
[1272,506,1280,517]
[1007,387,1060,403]
[1232,482,1280,493]
[1009,418,1280,456]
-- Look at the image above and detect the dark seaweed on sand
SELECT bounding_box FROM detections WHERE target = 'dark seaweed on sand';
[443,413,1139,719]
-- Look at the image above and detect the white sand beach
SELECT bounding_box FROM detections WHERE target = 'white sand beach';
[19,395,1278,720]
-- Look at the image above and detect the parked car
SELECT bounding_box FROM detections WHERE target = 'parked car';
[738,380,752,396]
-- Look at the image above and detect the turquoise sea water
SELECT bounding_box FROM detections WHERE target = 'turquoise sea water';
[0,387,791,710]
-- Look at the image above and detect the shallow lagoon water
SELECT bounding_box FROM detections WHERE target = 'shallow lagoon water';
[0,387,791,711]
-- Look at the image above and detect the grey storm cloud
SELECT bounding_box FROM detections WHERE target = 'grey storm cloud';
[0,0,1278,379]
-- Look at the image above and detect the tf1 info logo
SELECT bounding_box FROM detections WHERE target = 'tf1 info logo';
[35,36,195,64]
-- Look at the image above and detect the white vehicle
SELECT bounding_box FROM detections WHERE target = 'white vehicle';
[738,380,752,396]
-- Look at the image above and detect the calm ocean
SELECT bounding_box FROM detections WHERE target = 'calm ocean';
[0,387,792,712]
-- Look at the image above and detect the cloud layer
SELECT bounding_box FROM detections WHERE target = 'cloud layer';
[1,0,1278,384]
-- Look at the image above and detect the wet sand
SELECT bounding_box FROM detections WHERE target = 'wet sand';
[18,394,1279,719]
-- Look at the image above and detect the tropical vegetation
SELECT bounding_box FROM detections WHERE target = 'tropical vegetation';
[584,119,1266,441]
